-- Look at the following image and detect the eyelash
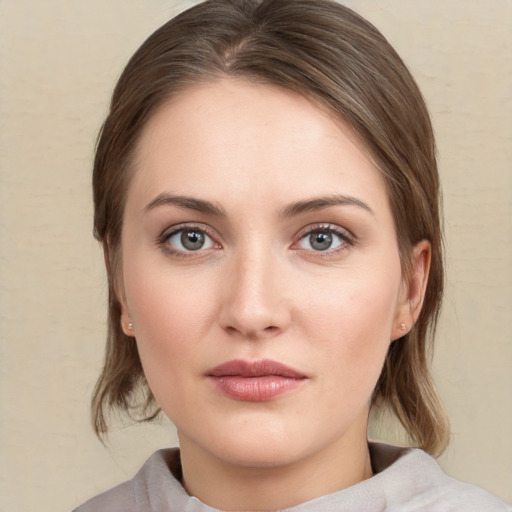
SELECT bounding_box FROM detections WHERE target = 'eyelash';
[292,223,356,256]
[157,222,356,258]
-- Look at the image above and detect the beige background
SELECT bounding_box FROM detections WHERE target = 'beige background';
[0,1,511,510]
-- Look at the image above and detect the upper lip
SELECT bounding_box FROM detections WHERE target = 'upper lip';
[207,359,307,379]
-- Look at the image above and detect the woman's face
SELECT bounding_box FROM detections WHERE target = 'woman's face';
[119,79,426,469]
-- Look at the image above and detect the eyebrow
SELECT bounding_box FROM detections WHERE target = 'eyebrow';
[279,195,374,218]
[144,193,226,216]
[144,192,373,218]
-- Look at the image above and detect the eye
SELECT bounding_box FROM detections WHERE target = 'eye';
[295,226,352,253]
[163,227,216,253]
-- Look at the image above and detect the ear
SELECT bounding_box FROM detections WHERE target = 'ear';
[103,240,134,337]
[392,240,431,341]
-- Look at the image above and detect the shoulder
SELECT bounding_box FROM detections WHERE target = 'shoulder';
[73,479,134,512]
[72,448,186,512]
[421,476,512,512]
[370,443,511,512]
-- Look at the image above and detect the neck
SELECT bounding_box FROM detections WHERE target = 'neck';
[178,428,373,511]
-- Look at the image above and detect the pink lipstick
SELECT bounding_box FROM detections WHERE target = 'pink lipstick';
[207,359,307,402]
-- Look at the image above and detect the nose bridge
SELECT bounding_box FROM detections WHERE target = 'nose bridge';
[220,235,289,338]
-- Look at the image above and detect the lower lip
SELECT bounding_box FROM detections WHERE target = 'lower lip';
[209,375,305,402]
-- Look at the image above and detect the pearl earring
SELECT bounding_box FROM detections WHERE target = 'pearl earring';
[399,322,407,331]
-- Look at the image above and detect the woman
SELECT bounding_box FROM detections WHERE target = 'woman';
[75,0,510,510]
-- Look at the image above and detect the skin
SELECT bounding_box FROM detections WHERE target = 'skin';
[117,78,430,511]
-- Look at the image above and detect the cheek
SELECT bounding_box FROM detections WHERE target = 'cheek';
[121,255,222,400]
[123,249,216,339]
[122,258,184,371]
[305,264,400,341]
[126,281,202,423]
[305,267,401,395]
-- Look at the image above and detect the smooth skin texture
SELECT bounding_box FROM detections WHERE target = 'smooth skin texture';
[118,78,430,511]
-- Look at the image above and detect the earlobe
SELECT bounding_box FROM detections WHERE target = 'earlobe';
[123,321,135,337]
[103,241,134,337]
[392,240,431,340]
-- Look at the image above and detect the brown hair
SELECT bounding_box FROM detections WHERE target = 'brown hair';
[92,0,449,455]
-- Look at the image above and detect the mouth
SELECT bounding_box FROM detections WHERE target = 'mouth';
[206,359,308,402]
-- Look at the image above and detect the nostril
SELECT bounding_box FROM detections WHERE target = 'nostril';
[223,324,280,339]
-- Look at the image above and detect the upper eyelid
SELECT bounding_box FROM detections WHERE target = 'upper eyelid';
[160,222,218,241]
[294,223,355,242]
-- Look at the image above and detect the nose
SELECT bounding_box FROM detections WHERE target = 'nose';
[218,246,291,340]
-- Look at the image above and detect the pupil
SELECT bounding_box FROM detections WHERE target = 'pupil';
[310,231,332,251]
[181,230,204,250]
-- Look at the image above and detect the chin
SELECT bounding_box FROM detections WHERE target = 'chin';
[216,438,304,469]
[192,416,310,469]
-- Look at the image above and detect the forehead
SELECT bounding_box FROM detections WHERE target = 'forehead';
[128,78,390,215]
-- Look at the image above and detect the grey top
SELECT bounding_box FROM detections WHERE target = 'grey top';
[74,443,511,511]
